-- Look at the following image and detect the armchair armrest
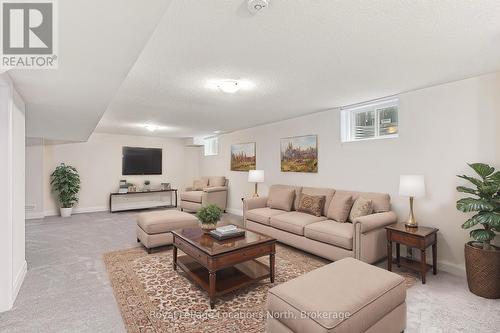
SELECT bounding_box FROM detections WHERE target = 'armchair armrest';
[353,211,397,233]
[243,197,268,212]
[203,186,227,193]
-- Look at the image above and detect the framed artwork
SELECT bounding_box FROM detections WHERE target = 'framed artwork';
[230,142,256,171]
[280,135,318,173]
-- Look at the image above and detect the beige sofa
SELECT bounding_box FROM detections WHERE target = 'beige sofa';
[180,176,229,212]
[243,185,397,264]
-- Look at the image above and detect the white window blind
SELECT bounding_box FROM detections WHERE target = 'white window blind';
[341,98,399,142]
[204,136,218,156]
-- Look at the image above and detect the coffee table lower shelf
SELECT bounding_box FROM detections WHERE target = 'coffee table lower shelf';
[176,255,270,297]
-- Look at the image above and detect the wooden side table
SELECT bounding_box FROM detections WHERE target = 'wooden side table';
[386,224,439,284]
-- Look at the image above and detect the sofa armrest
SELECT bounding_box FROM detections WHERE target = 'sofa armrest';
[203,186,227,193]
[243,197,268,212]
[353,211,397,233]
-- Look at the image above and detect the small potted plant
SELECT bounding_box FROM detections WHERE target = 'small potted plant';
[144,180,151,191]
[196,204,223,233]
[50,163,81,218]
[456,163,500,299]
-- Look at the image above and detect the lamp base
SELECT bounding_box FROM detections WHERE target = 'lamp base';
[251,183,259,198]
[405,196,418,228]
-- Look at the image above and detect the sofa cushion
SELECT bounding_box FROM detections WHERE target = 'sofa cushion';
[349,197,373,222]
[304,220,353,250]
[137,210,199,235]
[327,192,354,223]
[180,191,203,203]
[193,179,208,190]
[267,257,406,333]
[246,207,287,226]
[270,212,327,236]
[297,193,325,217]
[208,176,226,187]
[301,187,335,216]
[267,185,303,210]
[336,190,390,213]
[268,188,295,211]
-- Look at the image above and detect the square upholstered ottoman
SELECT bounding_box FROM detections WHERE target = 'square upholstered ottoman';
[266,257,406,333]
[136,210,199,253]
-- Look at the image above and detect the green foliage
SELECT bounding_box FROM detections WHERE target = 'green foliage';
[50,163,81,208]
[456,163,500,248]
[196,204,223,225]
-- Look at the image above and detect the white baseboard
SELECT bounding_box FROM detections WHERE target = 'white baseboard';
[13,260,27,302]
[25,211,45,220]
[44,206,108,217]
[227,208,243,216]
[437,260,466,277]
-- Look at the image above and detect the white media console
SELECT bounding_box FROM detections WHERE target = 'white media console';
[109,189,178,212]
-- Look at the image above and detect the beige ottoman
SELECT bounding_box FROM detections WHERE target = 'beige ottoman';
[266,257,406,333]
[136,210,199,253]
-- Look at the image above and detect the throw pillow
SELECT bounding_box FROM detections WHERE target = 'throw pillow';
[208,176,226,187]
[327,193,354,223]
[348,197,373,222]
[192,179,208,191]
[268,188,295,211]
[297,193,326,217]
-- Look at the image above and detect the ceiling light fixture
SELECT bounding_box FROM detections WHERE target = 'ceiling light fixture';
[248,0,269,14]
[143,124,160,132]
[207,79,255,93]
[217,80,240,93]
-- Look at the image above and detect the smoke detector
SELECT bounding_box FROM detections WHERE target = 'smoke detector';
[248,0,269,14]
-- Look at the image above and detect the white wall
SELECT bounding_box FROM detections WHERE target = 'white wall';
[0,74,26,312]
[25,138,44,219]
[43,133,201,214]
[200,72,500,275]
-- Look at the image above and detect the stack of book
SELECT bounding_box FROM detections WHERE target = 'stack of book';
[118,179,128,194]
[210,225,245,240]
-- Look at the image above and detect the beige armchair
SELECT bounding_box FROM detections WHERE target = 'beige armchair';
[180,176,228,212]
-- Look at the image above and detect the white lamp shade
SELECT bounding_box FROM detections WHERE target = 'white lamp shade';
[399,175,425,198]
[248,170,264,183]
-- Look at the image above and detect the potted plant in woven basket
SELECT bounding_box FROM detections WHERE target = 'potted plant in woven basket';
[50,163,81,218]
[456,163,500,299]
[196,204,223,234]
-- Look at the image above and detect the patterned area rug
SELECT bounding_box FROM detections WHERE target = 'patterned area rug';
[104,245,416,333]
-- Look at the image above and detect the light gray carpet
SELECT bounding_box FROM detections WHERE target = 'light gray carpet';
[0,210,498,333]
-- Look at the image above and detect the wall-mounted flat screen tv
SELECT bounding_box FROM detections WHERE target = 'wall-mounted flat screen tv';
[122,147,162,175]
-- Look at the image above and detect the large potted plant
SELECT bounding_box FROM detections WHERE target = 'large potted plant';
[50,163,81,217]
[196,204,223,233]
[456,163,500,299]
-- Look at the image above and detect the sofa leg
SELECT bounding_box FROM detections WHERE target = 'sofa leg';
[224,210,226,213]
[180,208,183,212]
[137,238,140,243]
[147,248,152,254]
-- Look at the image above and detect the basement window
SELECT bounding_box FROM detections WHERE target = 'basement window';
[204,136,219,156]
[340,98,399,142]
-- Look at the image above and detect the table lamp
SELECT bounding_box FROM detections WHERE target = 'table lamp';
[399,175,425,228]
[248,170,264,198]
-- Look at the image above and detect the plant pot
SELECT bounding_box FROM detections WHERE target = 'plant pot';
[464,241,500,299]
[60,207,73,218]
[200,222,218,234]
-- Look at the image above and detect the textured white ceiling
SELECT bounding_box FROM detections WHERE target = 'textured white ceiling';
[8,1,500,140]
[96,0,500,138]
[9,0,172,141]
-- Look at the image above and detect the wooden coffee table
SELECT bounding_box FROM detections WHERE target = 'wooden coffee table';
[171,227,276,309]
